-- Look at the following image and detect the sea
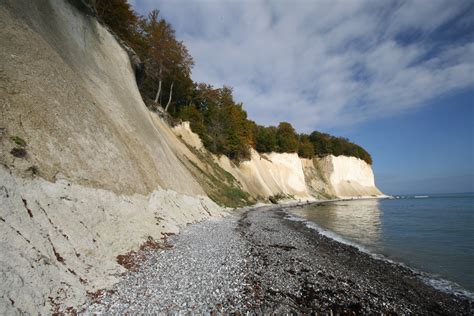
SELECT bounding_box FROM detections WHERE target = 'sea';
[288,193,474,297]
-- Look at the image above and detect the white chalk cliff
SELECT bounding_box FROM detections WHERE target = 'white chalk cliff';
[0,0,223,313]
[323,155,383,198]
[174,123,384,200]
[0,0,382,313]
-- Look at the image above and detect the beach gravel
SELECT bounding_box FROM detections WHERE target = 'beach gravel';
[84,205,473,314]
[84,213,252,314]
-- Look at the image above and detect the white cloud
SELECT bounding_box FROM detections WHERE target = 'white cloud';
[132,0,474,131]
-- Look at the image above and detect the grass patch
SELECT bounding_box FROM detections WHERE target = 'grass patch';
[182,145,253,208]
[312,158,329,185]
[310,158,337,199]
[11,136,26,147]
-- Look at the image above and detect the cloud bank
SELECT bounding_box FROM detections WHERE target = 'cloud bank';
[132,0,474,131]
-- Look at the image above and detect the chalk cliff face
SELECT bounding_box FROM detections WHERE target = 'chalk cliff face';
[0,0,223,314]
[0,0,203,196]
[323,155,383,198]
[173,121,204,151]
[216,150,311,200]
[0,0,383,313]
[174,123,384,200]
[0,168,222,314]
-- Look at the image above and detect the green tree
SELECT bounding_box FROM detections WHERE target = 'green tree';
[178,104,207,142]
[298,134,315,158]
[221,104,252,160]
[308,131,372,164]
[277,122,299,153]
[254,125,278,153]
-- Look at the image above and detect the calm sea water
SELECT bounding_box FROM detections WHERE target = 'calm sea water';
[289,193,474,296]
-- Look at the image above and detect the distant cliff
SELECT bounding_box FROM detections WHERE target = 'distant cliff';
[173,123,384,201]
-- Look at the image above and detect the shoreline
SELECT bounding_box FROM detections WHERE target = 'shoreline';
[84,204,473,314]
[272,194,392,209]
[284,208,474,300]
[239,206,472,314]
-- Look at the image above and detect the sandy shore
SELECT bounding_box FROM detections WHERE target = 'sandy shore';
[84,205,473,314]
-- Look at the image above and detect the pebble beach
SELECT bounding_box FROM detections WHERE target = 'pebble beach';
[84,205,473,314]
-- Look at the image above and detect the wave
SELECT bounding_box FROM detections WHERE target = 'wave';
[394,195,429,199]
[284,212,474,300]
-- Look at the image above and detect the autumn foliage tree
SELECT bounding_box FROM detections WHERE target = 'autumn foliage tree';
[96,0,137,43]
[95,0,373,165]
[179,85,253,161]
[95,0,148,57]
[141,10,194,111]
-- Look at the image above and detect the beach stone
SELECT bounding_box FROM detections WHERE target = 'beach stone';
[83,206,473,314]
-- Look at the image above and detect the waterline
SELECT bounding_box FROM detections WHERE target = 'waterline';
[286,195,474,298]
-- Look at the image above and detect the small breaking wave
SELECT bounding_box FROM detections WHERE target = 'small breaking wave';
[284,212,474,300]
[285,214,372,254]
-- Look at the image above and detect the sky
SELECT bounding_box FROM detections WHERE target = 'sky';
[130,0,474,195]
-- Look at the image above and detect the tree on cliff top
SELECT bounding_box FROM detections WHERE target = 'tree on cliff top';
[276,122,299,153]
[254,125,278,153]
[95,0,147,56]
[298,134,315,158]
[144,10,194,111]
[179,85,253,161]
[95,0,374,165]
[309,131,372,164]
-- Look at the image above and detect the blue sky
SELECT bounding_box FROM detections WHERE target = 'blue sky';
[130,0,474,195]
[334,89,474,194]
